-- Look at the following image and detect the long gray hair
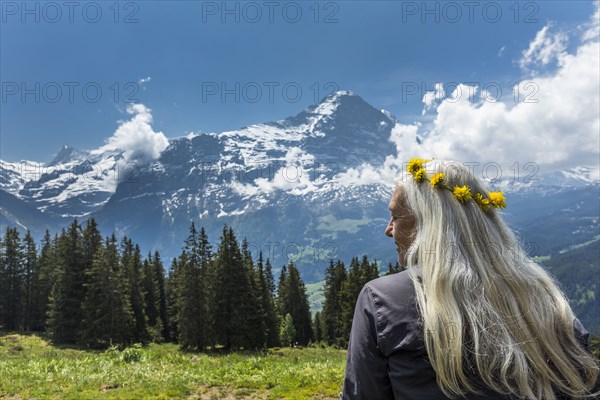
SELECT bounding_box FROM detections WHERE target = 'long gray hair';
[398,160,599,399]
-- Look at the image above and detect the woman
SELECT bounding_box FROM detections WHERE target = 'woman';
[341,159,600,400]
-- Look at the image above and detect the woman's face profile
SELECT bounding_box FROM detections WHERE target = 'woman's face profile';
[385,186,416,265]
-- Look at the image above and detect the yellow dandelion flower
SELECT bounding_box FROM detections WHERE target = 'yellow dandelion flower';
[489,191,507,209]
[430,172,445,189]
[453,185,472,203]
[413,168,427,182]
[407,158,430,174]
[474,193,491,211]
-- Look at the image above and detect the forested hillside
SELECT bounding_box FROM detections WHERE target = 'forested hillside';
[1,218,598,350]
[542,239,600,336]
[0,220,313,350]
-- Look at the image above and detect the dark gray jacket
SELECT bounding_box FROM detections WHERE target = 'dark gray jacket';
[341,267,599,400]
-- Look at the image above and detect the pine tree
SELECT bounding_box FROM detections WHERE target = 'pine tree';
[47,220,86,344]
[337,255,380,347]
[384,261,404,275]
[177,222,212,351]
[152,251,169,342]
[81,219,102,273]
[142,253,162,342]
[165,257,182,342]
[360,255,380,283]
[80,235,133,348]
[30,230,56,331]
[197,227,213,347]
[122,238,149,343]
[280,313,295,347]
[277,264,288,317]
[313,311,323,343]
[278,262,313,346]
[213,225,254,351]
[241,238,264,349]
[0,228,24,330]
[258,253,279,347]
[322,259,346,345]
[338,257,363,347]
[22,230,37,331]
[142,250,168,343]
[175,229,194,348]
[265,257,276,295]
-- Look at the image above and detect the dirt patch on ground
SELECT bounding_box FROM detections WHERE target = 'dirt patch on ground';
[190,385,269,399]
[100,383,124,391]
[3,335,19,343]
[190,385,339,400]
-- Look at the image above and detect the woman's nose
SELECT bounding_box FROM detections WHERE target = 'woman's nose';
[385,218,393,237]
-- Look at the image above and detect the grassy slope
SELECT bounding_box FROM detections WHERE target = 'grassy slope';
[1,332,597,399]
[0,333,346,400]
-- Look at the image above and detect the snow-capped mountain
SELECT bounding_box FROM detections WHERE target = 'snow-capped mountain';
[1,91,598,281]
[1,145,127,219]
[0,160,42,193]
[92,91,399,279]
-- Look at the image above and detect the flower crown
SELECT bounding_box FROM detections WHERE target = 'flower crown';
[407,158,506,212]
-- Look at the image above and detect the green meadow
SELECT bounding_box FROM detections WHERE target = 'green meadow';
[2,332,599,399]
[0,333,346,400]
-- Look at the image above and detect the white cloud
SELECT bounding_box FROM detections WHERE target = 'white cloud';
[422,83,446,115]
[230,147,317,196]
[388,122,423,156]
[580,2,599,42]
[92,103,169,164]
[336,163,387,187]
[518,23,568,72]
[498,46,506,57]
[345,7,599,185]
[419,24,599,173]
[198,7,600,192]
[138,76,152,86]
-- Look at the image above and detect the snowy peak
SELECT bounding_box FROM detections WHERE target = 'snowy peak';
[0,145,128,218]
[306,90,356,117]
[285,90,385,128]
[538,166,600,186]
[191,91,398,169]
[289,91,393,134]
[47,145,85,166]
[558,166,598,184]
[290,91,396,167]
[0,160,42,194]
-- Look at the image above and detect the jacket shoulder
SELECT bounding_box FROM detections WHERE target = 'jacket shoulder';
[363,268,423,356]
[366,268,418,292]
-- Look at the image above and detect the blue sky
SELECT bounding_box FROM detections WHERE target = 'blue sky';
[0,0,597,163]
